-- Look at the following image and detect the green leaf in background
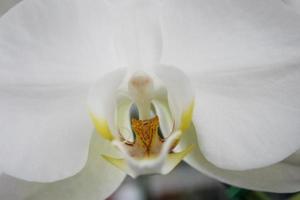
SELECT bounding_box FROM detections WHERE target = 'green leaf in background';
[290,193,300,200]
[226,186,269,200]
[226,186,300,200]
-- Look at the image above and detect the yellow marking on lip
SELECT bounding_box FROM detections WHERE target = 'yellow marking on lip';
[90,112,114,141]
[101,155,127,171]
[180,100,195,132]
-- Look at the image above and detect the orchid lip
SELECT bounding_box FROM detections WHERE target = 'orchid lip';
[119,116,172,159]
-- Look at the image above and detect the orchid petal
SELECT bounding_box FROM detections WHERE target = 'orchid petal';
[191,65,300,170]
[0,0,117,85]
[0,132,126,200]
[283,0,300,14]
[116,95,134,142]
[154,66,194,132]
[88,68,128,140]
[161,0,300,73]
[180,125,300,193]
[0,0,121,181]
[162,0,300,171]
[152,99,173,137]
[107,0,162,68]
[0,84,92,182]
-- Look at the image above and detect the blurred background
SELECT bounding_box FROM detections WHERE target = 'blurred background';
[108,163,300,200]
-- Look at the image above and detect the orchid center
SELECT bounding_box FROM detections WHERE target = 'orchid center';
[88,67,195,177]
[119,73,175,160]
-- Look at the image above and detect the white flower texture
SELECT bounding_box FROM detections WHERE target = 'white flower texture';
[0,0,300,199]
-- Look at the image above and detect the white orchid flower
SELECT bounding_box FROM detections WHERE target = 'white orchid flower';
[0,0,300,199]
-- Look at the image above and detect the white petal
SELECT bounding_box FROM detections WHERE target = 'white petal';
[180,125,300,193]
[88,68,128,137]
[108,0,162,68]
[0,0,120,181]
[152,98,173,137]
[283,0,300,14]
[163,0,300,172]
[154,66,194,130]
[0,0,117,85]
[0,84,92,182]
[192,65,300,170]
[0,132,126,200]
[116,95,134,141]
[161,0,300,73]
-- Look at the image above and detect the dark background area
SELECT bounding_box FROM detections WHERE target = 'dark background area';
[108,163,300,200]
